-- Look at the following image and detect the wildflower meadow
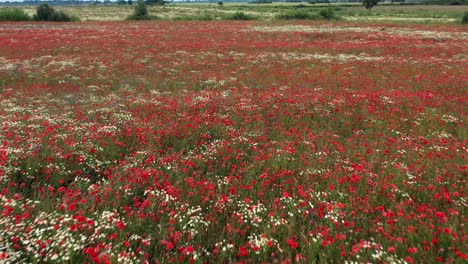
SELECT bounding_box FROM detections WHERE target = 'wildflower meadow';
[0,20,467,263]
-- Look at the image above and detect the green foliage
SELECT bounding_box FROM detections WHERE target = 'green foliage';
[33,4,77,22]
[319,8,336,20]
[276,10,319,20]
[218,1,224,6]
[134,0,148,17]
[117,0,127,5]
[275,7,339,21]
[33,3,55,21]
[362,0,378,10]
[248,0,273,3]
[0,8,31,21]
[146,0,165,5]
[127,0,151,20]
[226,12,256,20]
[462,11,468,24]
[49,10,70,22]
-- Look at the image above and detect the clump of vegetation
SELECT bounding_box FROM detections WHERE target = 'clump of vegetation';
[362,0,378,10]
[0,8,31,21]
[127,0,152,20]
[462,11,468,24]
[276,10,318,20]
[225,12,256,20]
[248,0,273,3]
[319,8,337,20]
[33,4,79,22]
[146,0,165,5]
[276,8,338,20]
[449,0,465,5]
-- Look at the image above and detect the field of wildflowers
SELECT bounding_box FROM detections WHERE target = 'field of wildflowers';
[0,20,467,263]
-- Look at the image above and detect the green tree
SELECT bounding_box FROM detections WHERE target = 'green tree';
[462,11,468,24]
[33,3,54,21]
[33,3,75,21]
[127,0,150,20]
[135,0,148,17]
[362,0,378,10]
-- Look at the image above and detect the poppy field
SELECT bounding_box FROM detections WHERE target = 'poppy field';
[0,20,467,263]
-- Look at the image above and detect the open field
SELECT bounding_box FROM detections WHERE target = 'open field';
[0,19,467,263]
[2,4,468,22]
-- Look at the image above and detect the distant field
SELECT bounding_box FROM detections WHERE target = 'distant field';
[2,3,468,22]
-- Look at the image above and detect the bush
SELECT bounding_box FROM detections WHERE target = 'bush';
[146,0,165,5]
[226,12,256,20]
[127,0,151,20]
[0,8,31,21]
[449,0,464,4]
[33,3,55,21]
[33,4,77,22]
[276,10,318,20]
[362,0,378,10]
[462,11,468,24]
[50,11,70,22]
[318,8,336,20]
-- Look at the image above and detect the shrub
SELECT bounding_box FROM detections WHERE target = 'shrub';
[226,12,256,20]
[462,11,468,24]
[248,0,272,3]
[49,10,71,22]
[362,0,378,10]
[319,8,336,20]
[146,0,165,5]
[127,0,151,20]
[33,4,55,21]
[276,10,318,20]
[33,4,77,22]
[0,8,31,21]
[449,0,464,5]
